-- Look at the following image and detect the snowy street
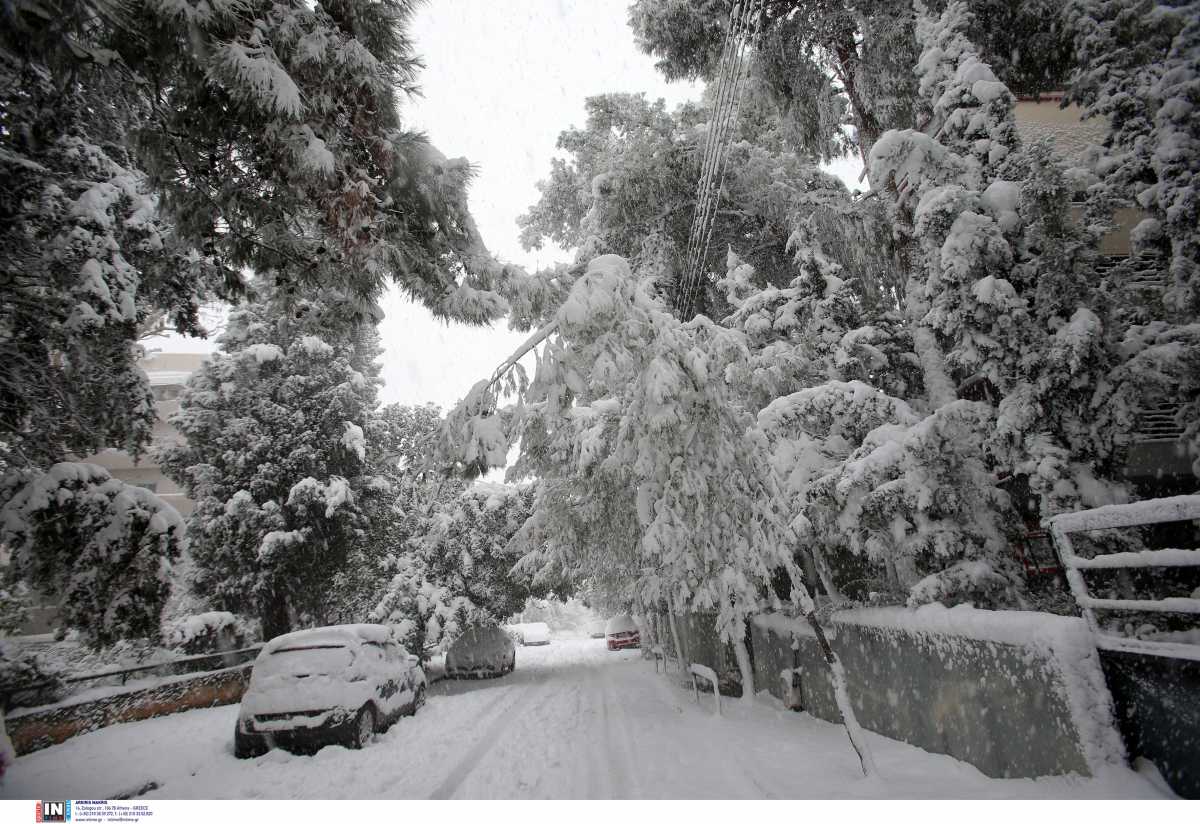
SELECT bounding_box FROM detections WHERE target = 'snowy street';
[2,639,1168,800]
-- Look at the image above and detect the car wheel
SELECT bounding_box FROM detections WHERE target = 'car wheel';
[234,730,263,759]
[413,684,426,713]
[351,704,376,750]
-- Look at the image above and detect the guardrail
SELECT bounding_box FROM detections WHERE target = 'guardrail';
[688,663,721,716]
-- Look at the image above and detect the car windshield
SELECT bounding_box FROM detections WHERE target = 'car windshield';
[453,627,510,655]
[255,644,353,678]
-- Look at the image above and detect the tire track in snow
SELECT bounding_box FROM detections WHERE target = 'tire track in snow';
[595,664,634,797]
[425,683,533,799]
[426,671,563,799]
[603,662,649,798]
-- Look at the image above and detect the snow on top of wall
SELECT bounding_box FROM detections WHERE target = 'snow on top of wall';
[752,612,816,638]
[832,603,1082,647]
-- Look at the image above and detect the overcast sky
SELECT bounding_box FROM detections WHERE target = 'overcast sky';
[159,1,863,413]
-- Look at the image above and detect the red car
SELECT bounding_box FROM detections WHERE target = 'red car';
[605,615,640,650]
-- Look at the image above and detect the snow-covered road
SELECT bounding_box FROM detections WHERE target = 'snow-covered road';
[1,639,1170,799]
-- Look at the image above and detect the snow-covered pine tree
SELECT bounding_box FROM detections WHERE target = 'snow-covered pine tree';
[0,463,186,647]
[131,0,518,322]
[1,0,516,477]
[0,13,228,471]
[160,286,390,639]
[989,140,1134,515]
[369,480,556,654]
[757,2,1030,607]
[368,555,483,656]
[914,0,1022,178]
[326,402,452,624]
[417,483,548,622]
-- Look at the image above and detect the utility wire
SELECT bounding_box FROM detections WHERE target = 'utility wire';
[676,0,765,321]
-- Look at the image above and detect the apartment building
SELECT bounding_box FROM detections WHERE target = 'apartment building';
[84,352,207,517]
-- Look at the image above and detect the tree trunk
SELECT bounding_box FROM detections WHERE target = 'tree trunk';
[794,584,878,778]
[833,42,882,173]
[897,215,955,409]
[732,618,755,703]
[259,588,291,641]
[666,593,687,673]
[807,545,845,605]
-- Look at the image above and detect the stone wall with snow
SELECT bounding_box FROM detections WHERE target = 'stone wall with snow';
[751,605,1126,780]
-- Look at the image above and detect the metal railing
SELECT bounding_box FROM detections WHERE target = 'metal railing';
[1132,401,1188,444]
[689,663,722,716]
[1047,495,1200,662]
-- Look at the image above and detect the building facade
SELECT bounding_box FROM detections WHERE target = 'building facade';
[85,352,207,517]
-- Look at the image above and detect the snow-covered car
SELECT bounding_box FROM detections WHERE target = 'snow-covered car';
[605,615,640,650]
[516,621,551,646]
[234,624,426,758]
[588,620,607,639]
[446,625,516,678]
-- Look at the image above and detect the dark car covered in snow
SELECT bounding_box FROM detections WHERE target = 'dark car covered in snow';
[445,625,516,679]
[235,624,426,758]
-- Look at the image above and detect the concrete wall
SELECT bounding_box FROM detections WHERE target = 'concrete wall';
[670,612,746,694]
[751,608,1126,780]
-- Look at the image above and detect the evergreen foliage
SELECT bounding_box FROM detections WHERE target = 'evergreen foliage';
[159,286,389,639]
[0,463,185,647]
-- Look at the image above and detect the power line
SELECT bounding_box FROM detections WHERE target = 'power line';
[675,0,765,321]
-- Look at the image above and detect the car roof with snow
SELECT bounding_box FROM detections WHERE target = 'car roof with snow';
[263,624,394,654]
[605,615,637,633]
[449,625,514,654]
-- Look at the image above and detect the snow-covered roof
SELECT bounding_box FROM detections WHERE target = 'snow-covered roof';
[605,615,637,634]
[263,623,392,653]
